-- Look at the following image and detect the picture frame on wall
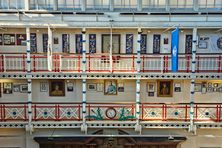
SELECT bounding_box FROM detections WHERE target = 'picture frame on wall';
[20,84,28,93]
[89,34,96,53]
[146,83,155,92]
[157,80,173,97]
[97,83,104,92]
[153,34,161,54]
[104,80,117,95]
[0,34,2,45]
[49,80,65,96]
[148,92,155,97]
[16,34,26,46]
[3,34,15,45]
[163,38,169,44]
[102,34,120,54]
[3,82,13,94]
[54,37,59,44]
[67,82,74,92]
[174,83,181,92]
[198,40,208,49]
[87,83,97,91]
[13,84,20,92]
[40,82,48,92]
[118,82,124,92]
[194,83,202,92]
[76,34,82,54]
[126,34,133,54]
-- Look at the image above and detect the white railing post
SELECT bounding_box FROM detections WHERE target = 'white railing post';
[161,55,164,73]
[25,27,33,134]
[81,28,87,133]
[59,54,62,72]
[189,27,197,134]
[137,28,142,73]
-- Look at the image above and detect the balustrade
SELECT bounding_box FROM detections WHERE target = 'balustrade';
[0,103,221,123]
[0,53,221,74]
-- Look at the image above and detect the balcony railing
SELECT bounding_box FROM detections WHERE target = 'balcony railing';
[0,53,221,74]
[0,103,221,122]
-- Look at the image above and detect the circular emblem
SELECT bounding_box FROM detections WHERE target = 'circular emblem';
[105,107,117,119]
[217,37,222,49]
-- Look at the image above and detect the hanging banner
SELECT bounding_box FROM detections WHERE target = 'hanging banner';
[171,27,179,72]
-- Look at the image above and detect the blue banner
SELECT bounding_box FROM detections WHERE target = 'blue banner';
[171,27,179,72]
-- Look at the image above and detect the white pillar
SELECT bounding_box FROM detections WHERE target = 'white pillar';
[81,28,87,133]
[137,28,142,73]
[137,0,142,11]
[189,27,197,133]
[110,0,114,11]
[136,79,141,124]
[53,0,58,11]
[82,28,86,73]
[47,26,53,71]
[81,0,86,11]
[25,0,30,10]
[26,27,33,133]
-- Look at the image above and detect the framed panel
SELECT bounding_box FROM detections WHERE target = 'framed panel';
[30,33,37,53]
[0,34,2,45]
[40,82,48,92]
[13,84,20,92]
[141,34,147,54]
[157,80,173,97]
[185,35,192,54]
[153,34,161,54]
[104,80,117,95]
[20,84,28,93]
[89,34,96,53]
[3,82,13,94]
[76,34,82,54]
[97,83,104,92]
[49,80,65,96]
[126,34,133,54]
[3,34,15,45]
[87,83,97,91]
[147,83,155,92]
[194,83,202,92]
[102,34,120,54]
[62,34,70,53]
[42,34,48,52]
[118,82,124,92]
[16,34,27,46]
[67,82,74,92]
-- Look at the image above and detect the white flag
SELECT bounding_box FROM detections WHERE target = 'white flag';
[47,26,53,71]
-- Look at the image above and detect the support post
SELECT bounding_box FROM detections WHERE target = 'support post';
[135,28,142,133]
[81,28,87,133]
[24,0,30,10]
[47,26,53,71]
[26,27,33,134]
[189,27,197,134]
[81,0,86,11]
[137,0,142,11]
[53,0,58,11]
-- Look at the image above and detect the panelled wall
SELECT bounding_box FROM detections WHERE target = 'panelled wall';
[0,28,222,54]
[0,79,222,103]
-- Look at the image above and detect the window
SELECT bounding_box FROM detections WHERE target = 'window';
[0,0,24,9]
[170,0,193,8]
[142,0,166,9]
[30,0,53,10]
[114,0,137,10]
[86,0,109,10]
[199,0,222,9]
[58,0,81,10]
